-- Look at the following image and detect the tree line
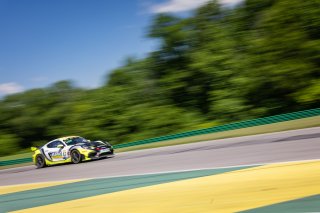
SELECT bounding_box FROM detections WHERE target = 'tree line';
[0,0,319,156]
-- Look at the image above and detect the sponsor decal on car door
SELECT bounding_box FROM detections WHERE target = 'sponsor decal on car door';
[45,141,69,162]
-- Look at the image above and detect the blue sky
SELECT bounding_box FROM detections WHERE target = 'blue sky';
[0,0,241,96]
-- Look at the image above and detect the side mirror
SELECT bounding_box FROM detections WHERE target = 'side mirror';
[57,144,64,149]
[31,147,38,152]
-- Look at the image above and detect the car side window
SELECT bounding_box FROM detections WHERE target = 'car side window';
[47,141,56,148]
[47,141,63,148]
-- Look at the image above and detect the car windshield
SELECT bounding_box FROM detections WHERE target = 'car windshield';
[64,137,89,146]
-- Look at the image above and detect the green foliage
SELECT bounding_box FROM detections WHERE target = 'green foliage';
[0,0,319,156]
[0,133,20,156]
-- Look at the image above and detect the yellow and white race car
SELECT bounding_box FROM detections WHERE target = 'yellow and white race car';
[31,136,114,168]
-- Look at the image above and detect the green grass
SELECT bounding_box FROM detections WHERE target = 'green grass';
[0,152,32,161]
[1,116,319,170]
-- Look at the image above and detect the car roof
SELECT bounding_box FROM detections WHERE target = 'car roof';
[45,136,81,145]
[58,136,80,141]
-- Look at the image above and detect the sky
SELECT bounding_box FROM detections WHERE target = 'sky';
[0,0,242,97]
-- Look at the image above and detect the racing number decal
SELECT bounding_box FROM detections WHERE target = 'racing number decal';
[48,150,69,160]
[62,150,68,159]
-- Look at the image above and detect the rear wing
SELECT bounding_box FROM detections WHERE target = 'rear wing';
[30,146,40,152]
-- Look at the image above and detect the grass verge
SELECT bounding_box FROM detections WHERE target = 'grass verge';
[0,152,32,161]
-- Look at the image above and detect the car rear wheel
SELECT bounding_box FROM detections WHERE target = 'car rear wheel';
[35,154,46,168]
[71,150,82,164]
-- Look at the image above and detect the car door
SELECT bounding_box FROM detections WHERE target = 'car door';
[45,140,67,162]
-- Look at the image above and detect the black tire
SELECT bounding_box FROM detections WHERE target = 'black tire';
[71,150,82,164]
[35,154,46,168]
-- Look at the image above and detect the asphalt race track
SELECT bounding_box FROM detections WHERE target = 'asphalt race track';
[0,127,319,186]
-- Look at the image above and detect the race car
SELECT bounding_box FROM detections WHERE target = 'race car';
[31,136,114,168]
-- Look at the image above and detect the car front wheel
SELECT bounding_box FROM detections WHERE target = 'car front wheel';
[71,150,82,164]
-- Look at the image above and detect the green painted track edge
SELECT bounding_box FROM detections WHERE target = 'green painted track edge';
[0,165,254,212]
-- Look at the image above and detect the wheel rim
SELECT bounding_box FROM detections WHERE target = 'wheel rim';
[72,151,80,162]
